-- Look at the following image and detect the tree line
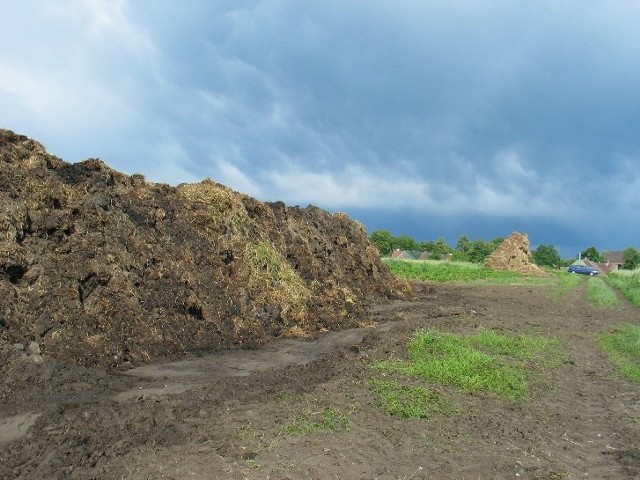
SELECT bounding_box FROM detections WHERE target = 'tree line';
[369,230,640,270]
[369,230,505,263]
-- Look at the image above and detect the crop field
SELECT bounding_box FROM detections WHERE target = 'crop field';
[384,257,575,285]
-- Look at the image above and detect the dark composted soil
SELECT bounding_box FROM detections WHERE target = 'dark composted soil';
[1,279,639,479]
[0,129,407,368]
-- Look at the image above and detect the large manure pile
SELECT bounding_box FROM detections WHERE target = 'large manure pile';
[484,232,549,276]
[0,129,405,366]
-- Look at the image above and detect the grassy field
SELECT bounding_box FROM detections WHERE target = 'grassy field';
[384,258,569,286]
[599,268,640,383]
[550,271,584,296]
[379,257,640,414]
[586,277,619,306]
[599,325,640,383]
[607,268,640,308]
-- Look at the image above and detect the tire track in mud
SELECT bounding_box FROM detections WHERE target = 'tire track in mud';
[543,280,640,478]
[0,304,414,446]
[0,326,389,446]
[114,324,396,401]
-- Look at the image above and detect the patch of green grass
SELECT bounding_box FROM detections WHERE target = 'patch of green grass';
[374,329,563,400]
[384,259,554,285]
[608,269,640,308]
[549,272,583,297]
[281,404,351,435]
[471,329,564,366]
[599,325,640,383]
[368,379,450,418]
[251,242,287,285]
[587,277,619,307]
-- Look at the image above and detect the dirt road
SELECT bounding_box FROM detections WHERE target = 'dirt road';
[1,280,639,479]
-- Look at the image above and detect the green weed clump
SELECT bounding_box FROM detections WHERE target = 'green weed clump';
[281,405,351,435]
[599,325,640,383]
[247,241,311,324]
[587,277,618,307]
[608,269,640,308]
[368,380,449,419]
[374,329,563,400]
[470,329,564,366]
[251,243,288,286]
[384,259,553,285]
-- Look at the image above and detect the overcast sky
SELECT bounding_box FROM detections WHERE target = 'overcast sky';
[2,1,639,257]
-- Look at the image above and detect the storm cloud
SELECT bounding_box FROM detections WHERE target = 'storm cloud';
[1,1,639,255]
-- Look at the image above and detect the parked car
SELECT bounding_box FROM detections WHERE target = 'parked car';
[568,264,599,275]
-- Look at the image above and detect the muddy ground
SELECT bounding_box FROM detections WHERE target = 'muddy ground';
[1,279,639,480]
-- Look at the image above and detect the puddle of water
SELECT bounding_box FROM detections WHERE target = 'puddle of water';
[0,412,42,444]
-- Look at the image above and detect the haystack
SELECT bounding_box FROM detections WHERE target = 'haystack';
[484,232,549,276]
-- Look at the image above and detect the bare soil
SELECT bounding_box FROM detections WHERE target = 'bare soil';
[1,279,639,480]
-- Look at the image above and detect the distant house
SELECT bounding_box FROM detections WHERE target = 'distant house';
[390,249,451,261]
[421,252,453,261]
[391,249,423,260]
[602,251,624,270]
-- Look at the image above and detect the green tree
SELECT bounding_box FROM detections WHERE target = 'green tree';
[420,240,437,253]
[369,230,394,256]
[394,235,419,251]
[420,237,452,259]
[450,250,469,262]
[622,247,640,270]
[580,246,603,262]
[468,239,494,263]
[451,236,502,263]
[435,237,452,255]
[450,235,470,261]
[560,258,574,267]
[456,235,471,254]
[490,237,505,248]
[532,244,562,267]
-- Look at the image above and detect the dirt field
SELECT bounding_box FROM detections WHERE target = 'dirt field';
[1,279,639,480]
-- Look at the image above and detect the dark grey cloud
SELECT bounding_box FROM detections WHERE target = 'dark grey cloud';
[1,0,639,256]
